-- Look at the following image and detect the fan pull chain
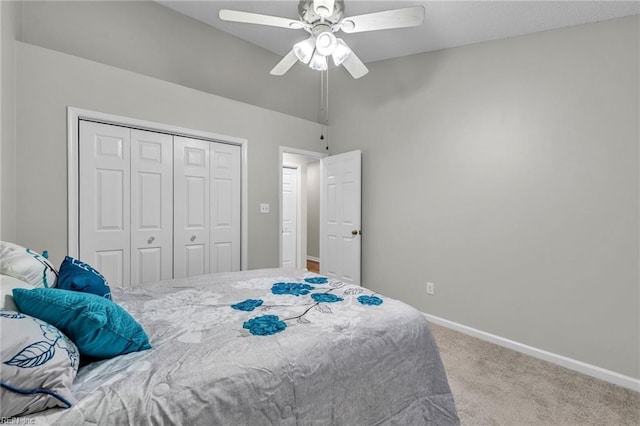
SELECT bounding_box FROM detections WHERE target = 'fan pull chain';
[319,70,329,151]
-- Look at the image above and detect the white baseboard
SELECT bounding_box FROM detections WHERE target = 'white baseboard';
[306,256,320,263]
[423,313,640,393]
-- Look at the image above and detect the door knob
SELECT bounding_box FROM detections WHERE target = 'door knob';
[352,230,360,236]
[147,236,155,244]
[190,235,196,242]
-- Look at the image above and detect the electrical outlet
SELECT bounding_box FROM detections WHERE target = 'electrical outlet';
[426,282,434,295]
[260,203,270,214]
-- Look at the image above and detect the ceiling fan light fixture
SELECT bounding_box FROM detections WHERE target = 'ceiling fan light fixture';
[332,38,351,65]
[309,50,328,71]
[293,37,315,64]
[315,31,337,56]
[221,1,425,79]
[313,0,335,18]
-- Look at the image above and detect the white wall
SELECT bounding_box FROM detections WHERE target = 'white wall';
[329,16,639,379]
[15,42,324,269]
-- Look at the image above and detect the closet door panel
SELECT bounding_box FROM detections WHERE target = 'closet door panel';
[79,121,131,288]
[174,136,210,279]
[131,129,173,285]
[185,244,207,277]
[210,143,241,273]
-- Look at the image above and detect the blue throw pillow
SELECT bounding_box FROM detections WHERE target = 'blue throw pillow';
[57,256,111,300]
[12,288,151,360]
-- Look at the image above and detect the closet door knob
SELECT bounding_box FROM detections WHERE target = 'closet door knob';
[190,235,196,242]
[147,236,155,244]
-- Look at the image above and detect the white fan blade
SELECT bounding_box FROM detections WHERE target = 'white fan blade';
[340,6,425,33]
[270,50,299,76]
[219,10,305,30]
[341,50,368,79]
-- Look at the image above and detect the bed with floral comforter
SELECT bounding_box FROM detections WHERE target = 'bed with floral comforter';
[29,268,459,425]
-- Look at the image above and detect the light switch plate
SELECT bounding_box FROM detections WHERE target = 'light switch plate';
[260,203,270,214]
[427,282,434,295]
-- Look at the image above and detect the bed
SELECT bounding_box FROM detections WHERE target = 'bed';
[13,268,458,425]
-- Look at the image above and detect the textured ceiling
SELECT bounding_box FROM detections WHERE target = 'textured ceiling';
[160,1,640,64]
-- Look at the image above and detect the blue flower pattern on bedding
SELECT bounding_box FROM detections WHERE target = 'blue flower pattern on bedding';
[243,315,287,336]
[271,282,315,296]
[236,276,384,336]
[304,277,328,285]
[357,295,384,306]
[311,293,343,303]
[231,299,263,312]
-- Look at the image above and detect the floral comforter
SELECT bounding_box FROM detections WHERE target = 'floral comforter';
[30,268,459,425]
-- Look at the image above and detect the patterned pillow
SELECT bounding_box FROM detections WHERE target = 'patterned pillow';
[12,288,151,360]
[0,241,58,288]
[0,310,79,418]
[57,256,112,300]
[0,275,32,311]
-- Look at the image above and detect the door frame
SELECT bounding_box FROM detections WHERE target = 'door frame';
[278,146,327,270]
[281,165,301,268]
[67,107,249,270]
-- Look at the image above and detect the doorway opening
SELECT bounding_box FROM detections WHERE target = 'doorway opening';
[279,147,326,272]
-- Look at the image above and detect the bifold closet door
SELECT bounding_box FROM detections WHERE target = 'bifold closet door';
[174,136,210,279]
[130,129,173,285]
[210,142,241,273]
[80,121,242,285]
[79,121,131,288]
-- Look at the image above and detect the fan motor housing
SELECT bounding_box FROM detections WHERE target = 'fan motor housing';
[298,0,345,26]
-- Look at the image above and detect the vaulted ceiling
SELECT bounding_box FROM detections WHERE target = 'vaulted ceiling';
[160,1,640,64]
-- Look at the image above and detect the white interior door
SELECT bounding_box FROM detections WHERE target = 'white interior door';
[320,150,361,285]
[79,121,131,288]
[130,129,173,285]
[281,166,299,268]
[174,136,210,279]
[210,142,241,273]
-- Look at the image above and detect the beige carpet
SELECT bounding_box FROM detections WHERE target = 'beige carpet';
[429,323,640,426]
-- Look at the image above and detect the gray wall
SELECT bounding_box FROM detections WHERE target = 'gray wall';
[1,1,22,241]
[15,41,323,269]
[328,16,639,379]
[19,1,319,122]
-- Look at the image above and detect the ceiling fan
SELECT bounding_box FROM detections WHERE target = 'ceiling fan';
[219,0,425,79]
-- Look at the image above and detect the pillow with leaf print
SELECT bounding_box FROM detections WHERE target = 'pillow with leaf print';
[0,274,32,311]
[0,241,58,289]
[0,310,79,418]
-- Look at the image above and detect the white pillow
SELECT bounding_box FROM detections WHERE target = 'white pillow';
[0,241,58,288]
[0,275,32,311]
[0,310,79,417]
